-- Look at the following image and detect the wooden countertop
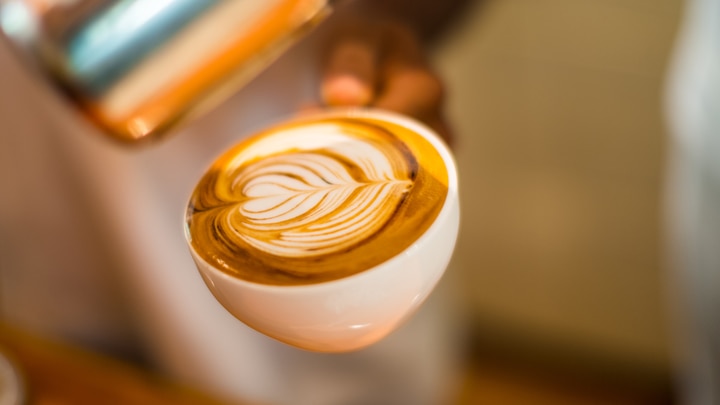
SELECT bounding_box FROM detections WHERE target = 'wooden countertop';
[0,324,240,405]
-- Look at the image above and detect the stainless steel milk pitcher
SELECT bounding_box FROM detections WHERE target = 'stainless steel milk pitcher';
[0,0,335,142]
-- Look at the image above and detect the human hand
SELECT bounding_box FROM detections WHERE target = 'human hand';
[319,20,452,144]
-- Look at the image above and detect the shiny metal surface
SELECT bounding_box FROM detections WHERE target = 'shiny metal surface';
[0,0,333,143]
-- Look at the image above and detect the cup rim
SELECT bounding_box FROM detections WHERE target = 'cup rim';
[184,107,459,292]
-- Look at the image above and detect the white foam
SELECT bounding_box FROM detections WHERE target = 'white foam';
[222,123,412,257]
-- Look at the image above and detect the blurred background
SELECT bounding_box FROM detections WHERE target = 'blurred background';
[440,0,679,389]
[434,0,683,403]
[0,0,690,403]
[433,0,682,402]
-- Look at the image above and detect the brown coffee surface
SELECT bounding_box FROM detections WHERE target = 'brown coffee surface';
[186,114,449,285]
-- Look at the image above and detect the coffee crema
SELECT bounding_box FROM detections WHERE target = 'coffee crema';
[186,114,449,285]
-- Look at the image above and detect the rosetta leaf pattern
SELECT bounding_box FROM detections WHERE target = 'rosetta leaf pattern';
[223,149,413,258]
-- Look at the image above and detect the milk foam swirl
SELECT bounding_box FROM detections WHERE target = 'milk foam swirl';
[187,115,448,286]
[219,124,415,258]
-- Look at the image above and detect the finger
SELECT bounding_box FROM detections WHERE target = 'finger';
[370,25,450,142]
[374,67,445,120]
[376,68,453,144]
[295,101,323,116]
[321,25,382,107]
[373,25,445,121]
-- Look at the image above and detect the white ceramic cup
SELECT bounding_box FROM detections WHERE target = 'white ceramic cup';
[185,109,460,353]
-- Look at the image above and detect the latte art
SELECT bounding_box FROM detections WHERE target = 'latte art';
[229,141,414,258]
[187,115,449,285]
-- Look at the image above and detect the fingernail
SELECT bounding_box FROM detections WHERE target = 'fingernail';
[322,75,372,106]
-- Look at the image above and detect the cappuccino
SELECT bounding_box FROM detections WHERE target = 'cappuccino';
[186,113,449,285]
